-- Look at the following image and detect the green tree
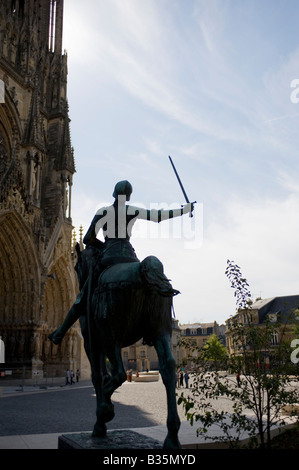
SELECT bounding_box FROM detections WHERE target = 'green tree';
[178,260,299,448]
[202,334,227,368]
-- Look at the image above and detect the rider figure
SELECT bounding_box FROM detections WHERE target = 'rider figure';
[48,180,194,345]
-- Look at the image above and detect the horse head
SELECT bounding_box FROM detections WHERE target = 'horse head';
[74,243,84,289]
[75,243,103,290]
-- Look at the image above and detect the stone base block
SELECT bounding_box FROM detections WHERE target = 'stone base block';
[58,430,162,449]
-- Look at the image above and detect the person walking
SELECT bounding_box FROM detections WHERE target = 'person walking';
[65,369,70,385]
[176,370,180,388]
[76,369,80,382]
[179,371,184,387]
[184,371,189,388]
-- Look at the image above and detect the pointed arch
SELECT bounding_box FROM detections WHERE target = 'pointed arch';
[43,253,78,329]
[0,210,41,326]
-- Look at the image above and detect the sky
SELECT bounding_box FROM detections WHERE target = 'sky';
[62,0,299,326]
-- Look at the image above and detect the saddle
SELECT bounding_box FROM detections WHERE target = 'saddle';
[93,256,179,321]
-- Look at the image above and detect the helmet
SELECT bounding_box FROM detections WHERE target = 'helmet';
[112,180,133,201]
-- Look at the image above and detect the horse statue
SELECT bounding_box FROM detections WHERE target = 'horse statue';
[74,243,182,449]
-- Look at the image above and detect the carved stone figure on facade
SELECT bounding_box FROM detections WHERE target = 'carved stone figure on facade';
[31,160,38,193]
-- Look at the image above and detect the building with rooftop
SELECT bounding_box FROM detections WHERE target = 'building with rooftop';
[225,295,299,365]
[179,321,225,368]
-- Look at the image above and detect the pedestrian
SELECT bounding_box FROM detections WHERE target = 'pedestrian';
[236,372,241,387]
[184,371,189,388]
[65,369,70,385]
[70,370,75,384]
[179,371,184,387]
[176,371,180,388]
[76,369,80,382]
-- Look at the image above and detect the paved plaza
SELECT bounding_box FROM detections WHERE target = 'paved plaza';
[0,375,294,450]
[0,378,198,449]
[0,376,227,449]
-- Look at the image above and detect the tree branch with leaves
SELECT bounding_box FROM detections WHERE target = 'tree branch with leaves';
[177,259,299,448]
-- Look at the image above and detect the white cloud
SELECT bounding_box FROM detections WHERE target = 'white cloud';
[204,192,299,308]
[140,190,299,325]
[193,0,228,57]
[65,0,262,146]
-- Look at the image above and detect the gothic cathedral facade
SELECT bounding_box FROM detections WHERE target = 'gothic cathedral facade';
[0,1,86,378]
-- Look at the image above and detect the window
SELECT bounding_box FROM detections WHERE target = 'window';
[49,0,57,52]
[11,0,16,13]
[271,332,279,346]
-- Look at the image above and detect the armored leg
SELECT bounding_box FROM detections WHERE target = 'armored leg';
[48,301,82,345]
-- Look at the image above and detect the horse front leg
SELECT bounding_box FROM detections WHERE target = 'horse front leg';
[91,355,108,438]
[104,344,127,401]
[80,318,107,437]
[154,335,181,449]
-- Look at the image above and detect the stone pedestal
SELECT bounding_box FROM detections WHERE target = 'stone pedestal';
[58,430,162,449]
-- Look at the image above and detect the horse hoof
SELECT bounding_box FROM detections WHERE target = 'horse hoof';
[163,436,181,449]
[92,422,107,438]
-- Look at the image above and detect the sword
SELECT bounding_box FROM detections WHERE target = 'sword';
[168,155,195,217]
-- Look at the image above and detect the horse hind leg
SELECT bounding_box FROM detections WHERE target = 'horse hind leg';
[154,335,181,449]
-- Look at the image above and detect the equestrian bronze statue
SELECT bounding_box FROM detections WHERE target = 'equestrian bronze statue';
[49,180,195,449]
